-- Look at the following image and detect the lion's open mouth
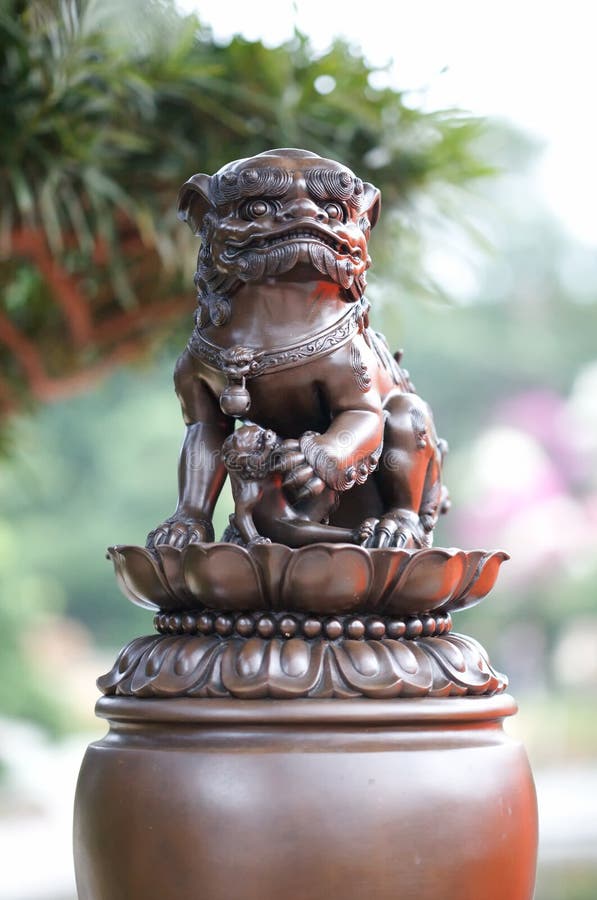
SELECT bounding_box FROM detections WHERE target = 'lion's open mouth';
[224,227,360,259]
[217,223,366,294]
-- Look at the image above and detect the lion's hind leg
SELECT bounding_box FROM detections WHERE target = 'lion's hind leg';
[366,389,446,548]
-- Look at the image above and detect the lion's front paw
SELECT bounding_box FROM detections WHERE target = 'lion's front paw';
[360,509,430,549]
[146,515,214,550]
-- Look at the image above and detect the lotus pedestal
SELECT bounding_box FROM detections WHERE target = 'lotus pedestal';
[74,545,537,899]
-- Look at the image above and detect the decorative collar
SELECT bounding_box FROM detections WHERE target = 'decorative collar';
[188,298,369,380]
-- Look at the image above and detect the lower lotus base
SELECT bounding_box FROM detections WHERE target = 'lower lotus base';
[97,627,506,698]
[74,694,537,900]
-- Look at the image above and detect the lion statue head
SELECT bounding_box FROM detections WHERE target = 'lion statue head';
[177,148,381,326]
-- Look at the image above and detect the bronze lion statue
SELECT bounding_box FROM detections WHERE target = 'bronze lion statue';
[147,148,448,551]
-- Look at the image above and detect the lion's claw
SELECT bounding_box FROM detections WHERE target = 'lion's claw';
[146,516,214,550]
[361,509,428,549]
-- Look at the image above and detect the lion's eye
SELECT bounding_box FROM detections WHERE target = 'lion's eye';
[324,202,343,221]
[241,199,271,219]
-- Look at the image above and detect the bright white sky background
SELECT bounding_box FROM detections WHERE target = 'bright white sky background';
[177,0,597,247]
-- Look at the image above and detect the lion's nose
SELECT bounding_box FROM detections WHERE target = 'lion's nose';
[276,197,328,223]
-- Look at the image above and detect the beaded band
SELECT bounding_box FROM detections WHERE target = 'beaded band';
[153,609,453,641]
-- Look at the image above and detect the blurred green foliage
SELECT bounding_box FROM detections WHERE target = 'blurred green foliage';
[0,0,490,417]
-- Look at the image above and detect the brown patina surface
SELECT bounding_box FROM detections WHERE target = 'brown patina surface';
[74,149,537,900]
[147,149,448,552]
[102,148,511,701]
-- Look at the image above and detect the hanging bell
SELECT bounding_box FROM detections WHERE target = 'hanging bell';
[219,376,251,417]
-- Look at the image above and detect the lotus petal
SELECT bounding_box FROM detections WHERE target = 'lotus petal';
[447,550,486,606]
[183,543,262,610]
[342,640,381,677]
[365,549,411,611]
[155,545,195,605]
[449,550,510,611]
[249,543,293,609]
[280,639,312,678]
[220,637,326,699]
[129,635,222,696]
[108,541,508,618]
[235,637,267,678]
[280,544,373,613]
[382,640,436,695]
[381,638,419,675]
[332,640,434,697]
[421,633,506,694]
[96,635,157,693]
[381,548,467,615]
[265,639,328,699]
[108,545,175,610]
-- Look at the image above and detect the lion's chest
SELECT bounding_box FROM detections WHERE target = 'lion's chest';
[198,332,390,439]
[243,365,330,437]
[197,352,338,436]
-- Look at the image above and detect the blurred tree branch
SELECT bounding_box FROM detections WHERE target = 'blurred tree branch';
[0,0,492,420]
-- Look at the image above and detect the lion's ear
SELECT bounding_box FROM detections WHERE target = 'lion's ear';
[362,182,381,229]
[177,174,213,234]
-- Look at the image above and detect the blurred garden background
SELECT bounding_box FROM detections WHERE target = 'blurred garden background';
[1,0,596,897]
